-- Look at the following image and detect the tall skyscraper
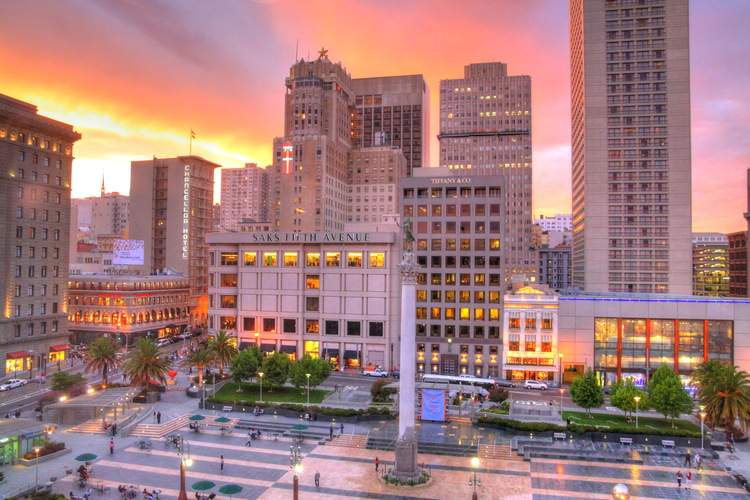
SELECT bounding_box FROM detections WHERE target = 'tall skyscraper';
[270,51,424,232]
[351,75,429,176]
[0,93,80,374]
[219,163,269,231]
[129,156,220,327]
[570,0,692,293]
[438,63,535,281]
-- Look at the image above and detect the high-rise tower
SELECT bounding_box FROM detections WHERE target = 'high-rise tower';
[438,63,535,281]
[570,0,692,293]
[219,163,270,231]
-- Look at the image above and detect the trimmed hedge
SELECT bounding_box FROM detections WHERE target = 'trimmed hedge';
[206,397,391,417]
[477,416,702,438]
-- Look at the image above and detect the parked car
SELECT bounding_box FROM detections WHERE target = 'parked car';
[494,379,516,388]
[524,380,549,390]
[363,368,389,378]
[392,368,400,379]
[156,337,171,347]
[0,379,28,391]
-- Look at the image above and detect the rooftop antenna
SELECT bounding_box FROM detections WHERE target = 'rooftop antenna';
[295,38,299,62]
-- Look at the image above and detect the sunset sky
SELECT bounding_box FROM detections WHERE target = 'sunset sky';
[2,0,749,233]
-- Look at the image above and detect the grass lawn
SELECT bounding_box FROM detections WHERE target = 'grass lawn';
[214,382,328,404]
[562,410,701,433]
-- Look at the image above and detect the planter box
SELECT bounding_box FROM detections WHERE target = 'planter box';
[203,402,393,422]
[20,447,71,467]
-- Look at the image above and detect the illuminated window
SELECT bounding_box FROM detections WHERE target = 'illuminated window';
[430,308,441,320]
[220,316,237,329]
[220,274,237,287]
[283,252,298,266]
[459,308,470,320]
[220,252,238,265]
[326,252,340,267]
[220,295,237,308]
[369,252,384,267]
[525,316,536,330]
[306,252,320,266]
[474,309,484,321]
[347,252,362,267]
[445,308,455,320]
[243,252,257,266]
[306,275,320,289]
[306,320,319,333]
[262,252,277,266]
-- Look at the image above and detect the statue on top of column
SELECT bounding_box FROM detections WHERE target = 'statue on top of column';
[398,217,415,253]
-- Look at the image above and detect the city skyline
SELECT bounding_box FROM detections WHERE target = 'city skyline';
[2,0,749,232]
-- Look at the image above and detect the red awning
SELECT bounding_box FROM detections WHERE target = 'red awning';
[50,345,71,352]
[6,351,30,359]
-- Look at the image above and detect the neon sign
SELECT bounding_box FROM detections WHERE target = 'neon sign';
[182,165,190,259]
[282,141,293,175]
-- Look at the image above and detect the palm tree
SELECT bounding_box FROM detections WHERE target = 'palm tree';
[123,338,172,392]
[84,337,121,387]
[185,346,215,388]
[700,364,750,433]
[208,330,238,376]
[692,359,728,402]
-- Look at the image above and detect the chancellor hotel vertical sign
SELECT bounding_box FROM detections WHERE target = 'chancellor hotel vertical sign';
[182,165,190,259]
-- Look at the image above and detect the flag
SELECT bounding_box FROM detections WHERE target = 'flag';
[190,129,196,139]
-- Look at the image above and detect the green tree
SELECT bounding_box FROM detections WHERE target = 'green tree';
[610,379,648,421]
[83,337,121,386]
[701,364,750,433]
[289,355,331,391]
[650,375,694,427]
[208,330,238,376]
[569,368,604,417]
[260,352,292,388]
[185,346,215,388]
[370,379,396,402]
[647,363,676,396]
[230,349,260,390]
[49,371,86,392]
[123,338,172,391]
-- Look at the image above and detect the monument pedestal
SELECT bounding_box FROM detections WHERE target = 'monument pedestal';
[392,432,420,480]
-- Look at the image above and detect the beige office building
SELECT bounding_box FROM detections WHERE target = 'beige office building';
[0,94,80,376]
[570,0,692,294]
[439,63,536,280]
[219,163,269,231]
[129,156,221,327]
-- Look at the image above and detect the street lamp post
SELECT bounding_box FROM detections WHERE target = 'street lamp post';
[634,396,641,429]
[34,447,41,486]
[305,373,311,405]
[558,353,564,387]
[559,388,565,416]
[290,445,303,500]
[700,410,707,449]
[258,372,264,403]
[176,435,192,500]
[469,457,481,500]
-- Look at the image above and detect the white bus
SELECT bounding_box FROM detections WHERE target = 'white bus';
[421,374,497,391]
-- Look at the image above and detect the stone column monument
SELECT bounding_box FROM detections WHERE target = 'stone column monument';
[392,222,421,479]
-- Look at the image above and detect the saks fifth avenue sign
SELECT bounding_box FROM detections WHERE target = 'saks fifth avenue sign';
[251,232,371,243]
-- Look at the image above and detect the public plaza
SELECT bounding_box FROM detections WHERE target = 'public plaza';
[2,370,750,500]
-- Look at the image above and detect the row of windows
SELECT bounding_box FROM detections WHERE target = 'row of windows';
[417,290,503,303]
[15,226,61,240]
[70,309,187,324]
[15,246,59,259]
[404,203,502,217]
[416,273,503,287]
[416,324,500,339]
[217,251,386,269]
[232,316,385,337]
[16,150,64,166]
[70,295,189,306]
[403,186,502,199]
[13,302,59,317]
[68,281,189,290]
[13,265,60,278]
[12,320,59,338]
[16,187,62,204]
[15,168,63,185]
[418,343,499,355]
[15,207,60,221]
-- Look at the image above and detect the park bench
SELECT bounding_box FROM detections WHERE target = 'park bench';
[528,409,541,416]
[553,433,567,441]
[222,406,232,412]
[620,437,633,446]
[662,440,675,448]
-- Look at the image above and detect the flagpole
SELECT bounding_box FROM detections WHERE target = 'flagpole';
[189,130,192,155]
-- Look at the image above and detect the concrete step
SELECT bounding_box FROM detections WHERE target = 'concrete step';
[329,434,369,449]
[478,443,524,461]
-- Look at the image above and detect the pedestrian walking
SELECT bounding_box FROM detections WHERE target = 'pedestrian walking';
[109,439,114,455]
[696,454,703,472]
[112,422,117,435]
[731,433,736,447]
[14,409,20,418]
[157,412,161,424]
[220,455,224,471]
[684,449,692,467]
[314,471,320,487]
[153,412,157,423]
[676,470,683,488]
[329,425,334,439]
[686,470,692,489]
[340,422,344,434]
[375,457,379,472]
[246,431,252,447]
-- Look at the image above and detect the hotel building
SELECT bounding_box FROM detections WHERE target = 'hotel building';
[0,94,80,376]
[67,272,190,346]
[438,62,535,281]
[570,0,692,294]
[206,229,401,370]
[728,231,748,298]
[402,168,505,378]
[129,156,221,327]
